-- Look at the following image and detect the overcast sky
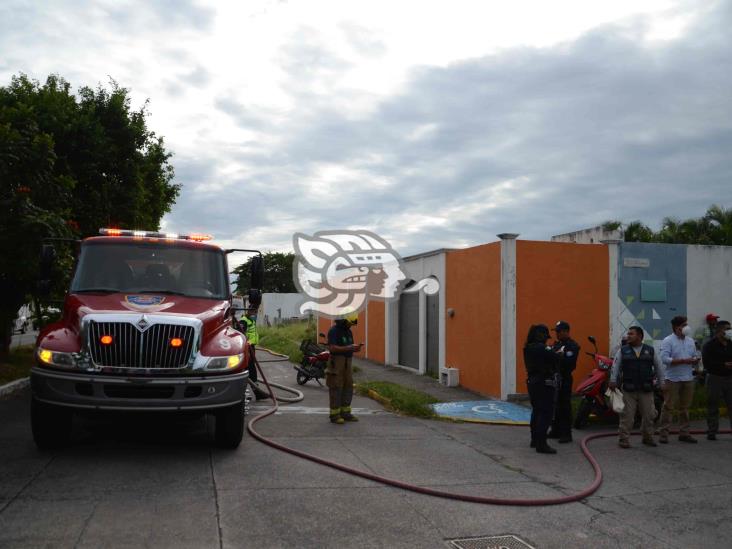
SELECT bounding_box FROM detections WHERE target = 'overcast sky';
[2,0,730,255]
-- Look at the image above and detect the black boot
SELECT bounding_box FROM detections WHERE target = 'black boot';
[536,443,557,454]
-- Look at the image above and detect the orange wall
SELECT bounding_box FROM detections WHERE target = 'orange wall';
[366,300,385,363]
[317,312,366,359]
[515,241,609,391]
[445,242,502,397]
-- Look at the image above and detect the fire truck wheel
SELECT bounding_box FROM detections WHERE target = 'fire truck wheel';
[31,397,72,450]
[215,400,245,449]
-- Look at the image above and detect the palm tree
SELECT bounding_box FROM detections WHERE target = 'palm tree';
[705,204,732,245]
[623,221,655,242]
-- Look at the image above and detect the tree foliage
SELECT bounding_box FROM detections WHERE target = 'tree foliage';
[233,252,297,294]
[0,73,179,357]
[609,205,732,245]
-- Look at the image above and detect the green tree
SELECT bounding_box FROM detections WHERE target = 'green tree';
[623,220,655,242]
[614,205,732,245]
[0,73,179,357]
[233,252,297,294]
[705,204,732,245]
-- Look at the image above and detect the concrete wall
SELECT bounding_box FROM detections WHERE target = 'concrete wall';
[366,300,385,363]
[616,243,687,344]
[445,242,502,397]
[515,241,610,391]
[552,225,623,244]
[261,293,308,325]
[686,245,732,328]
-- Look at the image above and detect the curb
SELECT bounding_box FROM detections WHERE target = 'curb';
[367,388,392,407]
[0,377,29,398]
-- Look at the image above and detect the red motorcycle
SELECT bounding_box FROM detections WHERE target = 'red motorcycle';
[294,333,330,386]
[574,336,663,429]
[573,336,614,429]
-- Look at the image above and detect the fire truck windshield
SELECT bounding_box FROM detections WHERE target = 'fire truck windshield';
[70,241,229,299]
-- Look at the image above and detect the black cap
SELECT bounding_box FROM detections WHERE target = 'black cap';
[553,320,570,331]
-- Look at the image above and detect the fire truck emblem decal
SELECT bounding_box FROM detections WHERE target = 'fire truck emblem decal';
[126,295,166,307]
[293,230,438,318]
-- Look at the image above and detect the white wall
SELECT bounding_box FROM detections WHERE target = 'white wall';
[686,245,732,328]
[552,225,623,244]
[260,293,308,325]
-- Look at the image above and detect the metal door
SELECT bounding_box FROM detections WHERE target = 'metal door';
[426,292,439,377]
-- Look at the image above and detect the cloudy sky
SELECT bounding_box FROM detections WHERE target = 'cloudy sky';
[2,0,730,255]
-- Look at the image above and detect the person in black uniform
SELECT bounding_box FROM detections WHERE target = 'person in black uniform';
[548,321,580,443]
[524,324,561,454]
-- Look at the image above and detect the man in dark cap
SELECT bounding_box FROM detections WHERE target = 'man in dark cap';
[548,320,580,443]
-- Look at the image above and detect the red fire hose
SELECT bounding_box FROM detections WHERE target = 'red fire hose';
[249,358,730,506]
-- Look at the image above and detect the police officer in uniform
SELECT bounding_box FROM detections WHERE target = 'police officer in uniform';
[523,324,560,454]
[609,326,665,448]
[548,321,580,443]
[326,313,362,424]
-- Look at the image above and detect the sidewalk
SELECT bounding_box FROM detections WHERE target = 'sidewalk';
[352,357,483,402]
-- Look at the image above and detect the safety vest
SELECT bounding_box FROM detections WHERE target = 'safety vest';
[620,344,655,392]
[241,316,259,345]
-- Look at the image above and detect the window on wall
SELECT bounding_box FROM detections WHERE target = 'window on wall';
[640,280,667,302]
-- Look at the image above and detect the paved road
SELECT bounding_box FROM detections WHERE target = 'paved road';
[10,330,38,349]
[1,352,731,548]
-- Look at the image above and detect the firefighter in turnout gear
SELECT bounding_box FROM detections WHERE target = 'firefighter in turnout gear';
[326,313,362,424]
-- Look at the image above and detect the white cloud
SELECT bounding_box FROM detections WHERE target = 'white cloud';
[1,0,730,257]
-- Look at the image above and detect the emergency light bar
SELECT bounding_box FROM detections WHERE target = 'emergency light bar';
[99,228,213,242]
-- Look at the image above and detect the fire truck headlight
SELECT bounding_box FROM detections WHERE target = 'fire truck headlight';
[38,348,77,368]
[205,354,244,370]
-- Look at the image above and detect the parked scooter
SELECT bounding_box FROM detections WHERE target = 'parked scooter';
[574,335,663,429]
[573,336,614,429]
[294,332,330,386]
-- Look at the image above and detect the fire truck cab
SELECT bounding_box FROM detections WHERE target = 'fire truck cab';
[31,229,263,450]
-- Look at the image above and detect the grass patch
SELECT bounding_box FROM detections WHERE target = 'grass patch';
[0,346,35,385]
[257,321,315,363]
[356,381,439,418]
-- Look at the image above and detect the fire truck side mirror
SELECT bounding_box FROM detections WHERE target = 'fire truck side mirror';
[250,255,264,289]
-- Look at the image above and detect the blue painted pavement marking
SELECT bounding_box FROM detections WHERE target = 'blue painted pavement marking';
[430,400,531,425]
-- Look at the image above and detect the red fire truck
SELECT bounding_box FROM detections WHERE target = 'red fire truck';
[32,229,263,450]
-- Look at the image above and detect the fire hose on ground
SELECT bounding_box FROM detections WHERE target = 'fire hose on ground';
[248,353,731,506]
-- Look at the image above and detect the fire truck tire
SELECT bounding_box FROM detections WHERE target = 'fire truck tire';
[31,397,72,450]
[215,399,245,449]
[574,398,592,430]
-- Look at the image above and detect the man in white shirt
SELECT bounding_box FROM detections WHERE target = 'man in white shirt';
[659,315,700,443]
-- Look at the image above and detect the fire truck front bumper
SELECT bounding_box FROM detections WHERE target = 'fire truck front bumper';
[30,367,249,411]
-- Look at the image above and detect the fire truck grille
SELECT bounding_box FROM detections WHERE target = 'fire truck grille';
[87,321,195,368]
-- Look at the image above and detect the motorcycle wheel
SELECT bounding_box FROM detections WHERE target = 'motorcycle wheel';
[296,371,309,385]
[574,398,593,430]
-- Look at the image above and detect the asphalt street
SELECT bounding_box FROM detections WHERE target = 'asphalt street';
[1,351,731,548]
[10,330,38,349]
